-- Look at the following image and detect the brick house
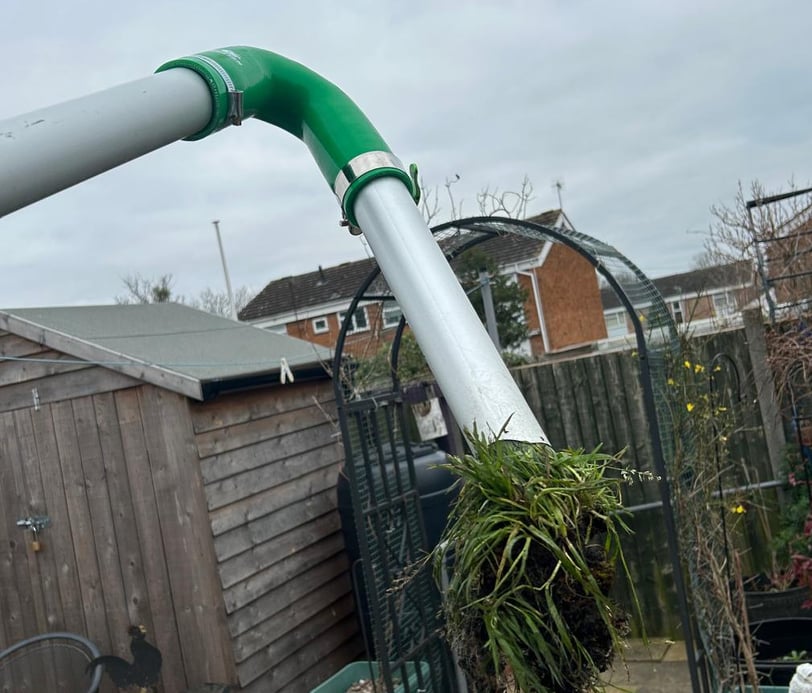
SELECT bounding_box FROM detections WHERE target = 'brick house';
[239,210,608,359]
[601,260,759,342]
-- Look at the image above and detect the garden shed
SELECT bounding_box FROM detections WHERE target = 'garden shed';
[0,303,361,691]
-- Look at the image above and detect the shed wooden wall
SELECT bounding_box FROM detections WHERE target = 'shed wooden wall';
[0,330,363,691]
[190,382,363,692]
[0,331,234,690]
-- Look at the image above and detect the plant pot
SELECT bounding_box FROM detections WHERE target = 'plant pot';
[310,661,429,693]
[744,618,812,686]
[743,576,810,622]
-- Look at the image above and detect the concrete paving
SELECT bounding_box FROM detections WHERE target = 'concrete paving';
[602,639,692,692]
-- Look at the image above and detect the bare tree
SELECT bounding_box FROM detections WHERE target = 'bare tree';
[418,175,441,225]
[418,173,464,224]
[706,179,812,314]
[705,180,763,266]
[418,174,536,224]
[188,285,255,317]
[705,179,812,414]
[691,249,718,269]
[116,273,178,304]
[476,175,535,219]
[708,180,812,259]
[116,273,255,318]
[445,173,463,219]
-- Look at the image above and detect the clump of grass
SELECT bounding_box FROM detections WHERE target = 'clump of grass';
[433,432,634,692]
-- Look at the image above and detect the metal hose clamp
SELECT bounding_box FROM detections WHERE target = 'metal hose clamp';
[333,151,408,206]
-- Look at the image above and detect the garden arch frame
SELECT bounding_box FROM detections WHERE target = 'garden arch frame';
[333,216,707,692]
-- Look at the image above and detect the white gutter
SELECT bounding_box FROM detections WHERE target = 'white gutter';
[513,266,551,353]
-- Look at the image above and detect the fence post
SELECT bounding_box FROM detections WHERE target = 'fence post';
[742,307,787,479]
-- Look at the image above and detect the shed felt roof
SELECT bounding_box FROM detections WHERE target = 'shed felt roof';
[239,209,564,322]
[0,303,333,400]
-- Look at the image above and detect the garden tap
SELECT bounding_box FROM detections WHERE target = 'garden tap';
[16,515,50,552]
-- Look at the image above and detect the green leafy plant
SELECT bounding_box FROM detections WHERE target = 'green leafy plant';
[779,649,809,662]
[745,448,812,596]
[350,331,432,393]
[432,431,634,692]
[786,483,812,607]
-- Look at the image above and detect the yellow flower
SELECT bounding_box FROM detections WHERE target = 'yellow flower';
[684,360,692,369]
[716,406,728,413]
[731,504,746,514]
[694,363,705,374]
[686,402,695,412]
[667,377,676,386]
[713,364,722,372]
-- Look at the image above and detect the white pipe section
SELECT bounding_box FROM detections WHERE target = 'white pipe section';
[0,69,211,218]
[354,177,549,445]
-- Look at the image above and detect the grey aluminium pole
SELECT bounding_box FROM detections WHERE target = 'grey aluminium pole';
[353,177,548,444]
[0,70,212,218]
[478,269,502,351]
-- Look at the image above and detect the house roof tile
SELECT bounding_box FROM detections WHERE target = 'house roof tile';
[601,260,755,309]
[239,209,563,322]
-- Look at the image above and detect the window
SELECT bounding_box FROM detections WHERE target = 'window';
[382,303,403,329]
[713,291,736,318]
[338,307,369,334]
[312,316,329,334]
[671,301,684,325]
[604,311,627,338]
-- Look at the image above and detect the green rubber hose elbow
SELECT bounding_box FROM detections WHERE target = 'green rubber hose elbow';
[157,46,415,226]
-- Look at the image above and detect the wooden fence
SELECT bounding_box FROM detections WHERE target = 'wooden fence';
[511,323,781,636]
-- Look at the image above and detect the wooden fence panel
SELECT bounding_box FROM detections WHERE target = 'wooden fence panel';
[510,327,778,636]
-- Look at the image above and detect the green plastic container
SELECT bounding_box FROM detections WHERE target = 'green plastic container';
[310,661,429,693]
[740,686,789,692]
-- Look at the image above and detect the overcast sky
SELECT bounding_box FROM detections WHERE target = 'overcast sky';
[1,1,810,309]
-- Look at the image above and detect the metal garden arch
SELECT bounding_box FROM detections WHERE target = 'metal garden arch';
[333,216,707,692]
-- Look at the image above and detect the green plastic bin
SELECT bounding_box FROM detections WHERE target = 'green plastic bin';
[310,661,429,693]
